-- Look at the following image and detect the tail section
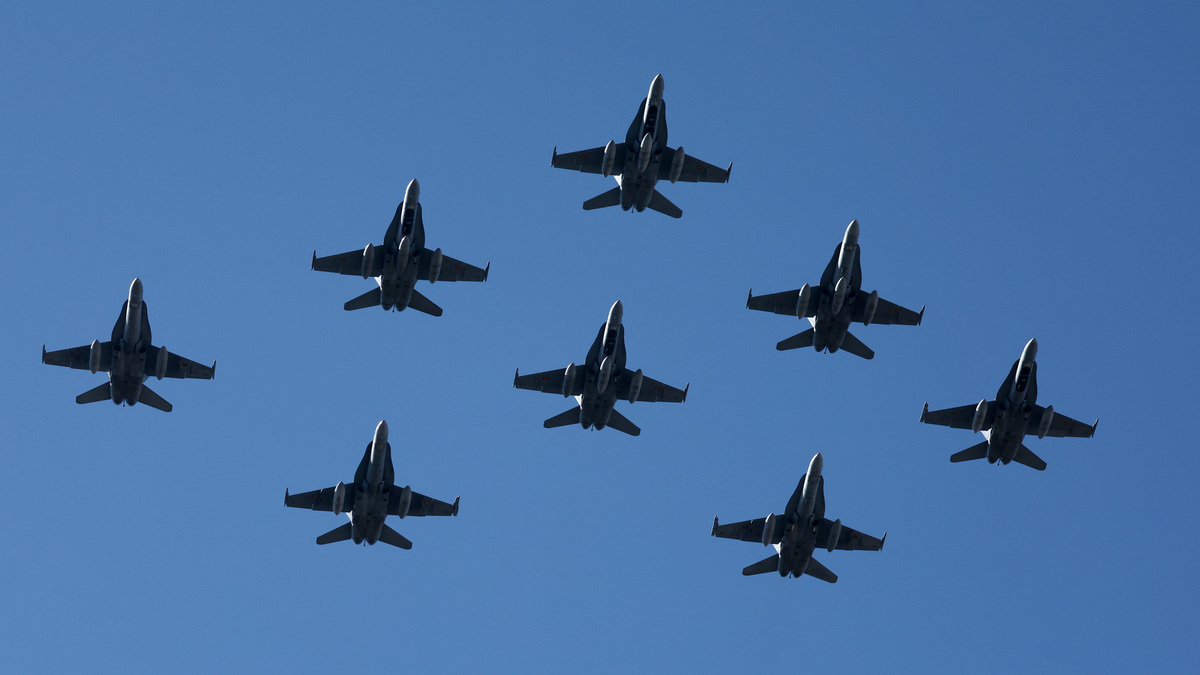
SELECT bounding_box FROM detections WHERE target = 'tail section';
[776,328,815,351]
[803,556,839,583]
[378,524,414,549]
[344,288,382,311]
[950,440,989,463]
[75,382,112,405]
[582,186,622,211]
[604,409,641,436]
[646,190,683,218]
[316,523,353,545]
[838,331,875,360]
[406,289,443,317]
[1013,444,1047,471]
[136,384,173,413]
[742,554,781,576]
[543,407,582,429]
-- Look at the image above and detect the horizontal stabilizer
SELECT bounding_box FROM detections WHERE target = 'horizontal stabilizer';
[803,556,839,583]
[378,524,413,549]
[742,554,781,576]
[777,328,815,351]
[344,287,382,311]
[316,523,353,545]
[838,331,875,360]
[582,186,622,210]
[1013,444,1047,471]
[950,440,989,463]
[544,407,582,429]
[605,409,641,436]
[646,190,682,218]
[137,384,173,412]
[75,382,111,405]
[406,289,443,317]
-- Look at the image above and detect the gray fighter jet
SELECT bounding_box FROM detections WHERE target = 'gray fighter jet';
[311,179,488,315]
[513,301,687,436]
[712,453,885,581]
[920,339,1099,470]
[41,278,215,412]
[746,220,924,359]
[284,421,459,548]
[551,74,731,218]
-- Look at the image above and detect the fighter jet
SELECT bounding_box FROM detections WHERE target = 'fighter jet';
[513,301,687,436]
[41,278,215,412]
[311,179,488,315]
[712,453,885,582]
[550,74,731,218]
[746,220,924,359]
[920,339,1099,471]
[284,421,459,548]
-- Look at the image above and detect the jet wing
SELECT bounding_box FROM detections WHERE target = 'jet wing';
[42,342,113,372]
[851,295,923,326]
[285,486,357,513]
[551,144,627,174]
[1028,405,1098,438]
[143,345,215,380]
[312,247,383,278]
[623,373,687,403]
[712,516,784,545]
[816,518,886,551]
[921,403,990,430]
[658,147,731,183]
[416,250,488,282]
[388,489,459,517]
[747,288,819,318]
[513,367,585,397]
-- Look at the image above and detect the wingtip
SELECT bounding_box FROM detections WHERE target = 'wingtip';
[1091,419,1099,437]
[41,345,46,363]
[513,368,519,387]
[284,488,289,506]
[746,289,752,308]
[452,496,460,516]
[311,250,317,270]
[683,383,690,402]
[881,532,887,549]
[918,305,925,325]
[211,361,217,378]
[920,402,928,422]
[711,516,719,536]
[725,162,733,182]
[551,146,557,166]
[484,262,490,281]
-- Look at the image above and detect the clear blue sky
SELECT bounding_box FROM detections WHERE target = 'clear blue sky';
[2,2,1197,673]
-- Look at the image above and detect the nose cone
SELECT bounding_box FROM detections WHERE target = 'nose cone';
[808,452,824,476]
[404,179,420,205]
[374,420,389,445]
[1023,338,1038,362]
[844,219,860,247]
[129,277,143,303]
[608,300,624,326]
[649,74,665,102]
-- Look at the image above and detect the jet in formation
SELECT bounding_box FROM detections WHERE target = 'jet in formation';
[712,453,885,581]
[284,420,459,548]
[42,278,215,412]
[551,74,731,218]
[920,339,1098,470]
[747,220,924,359]
[312,179,489,315]
[513,301,687,436]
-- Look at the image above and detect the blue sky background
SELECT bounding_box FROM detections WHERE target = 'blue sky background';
[2,2,1197,673]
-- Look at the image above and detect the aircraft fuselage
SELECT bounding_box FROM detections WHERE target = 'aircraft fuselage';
[984,339,1040,465]
[616,76,668,212]
[775,453,825,577]
[809,221,863,353]
[108,278,151,406]
[350,421,394,545]
[376,180,425,312]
